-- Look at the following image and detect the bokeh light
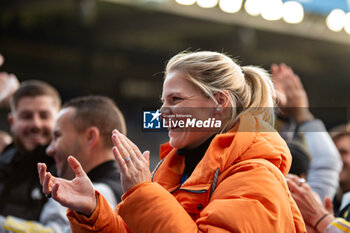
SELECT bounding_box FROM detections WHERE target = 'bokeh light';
[219,0,243,14]
[261,0,283,21]
[244,0,261,16]
[326,9,346,32]
[344,12,350,34]
[197,0,218,8]
[283,1,304,24]
[175,0,196,6]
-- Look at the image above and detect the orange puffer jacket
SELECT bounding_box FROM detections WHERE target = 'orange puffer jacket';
[67,114,306,233]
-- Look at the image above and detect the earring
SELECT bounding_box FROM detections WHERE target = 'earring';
[216,105,222,112]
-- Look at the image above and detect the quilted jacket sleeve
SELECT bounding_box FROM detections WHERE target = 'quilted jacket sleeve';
[67,191,130,233]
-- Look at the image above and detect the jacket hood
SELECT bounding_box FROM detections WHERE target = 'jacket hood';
[212,113,291,176]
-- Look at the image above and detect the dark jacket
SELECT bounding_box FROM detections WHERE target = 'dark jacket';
[0,143,56,220]
[88,160,123,203]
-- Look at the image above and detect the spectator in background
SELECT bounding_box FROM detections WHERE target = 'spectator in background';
[272,63,342,201]
[39,51,305,233]
[33,96,125,233]
[287,138,311,179]
[287,174,336,233]
[286,124,350,233]
[329,124,350,215]
[287,142,350,233]
[0,80,60,220]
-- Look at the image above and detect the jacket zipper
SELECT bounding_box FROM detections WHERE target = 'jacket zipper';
[170,185,208,194]
[178,188,207,193]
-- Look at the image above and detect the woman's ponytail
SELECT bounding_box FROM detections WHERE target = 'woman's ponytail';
[240,65,276,125]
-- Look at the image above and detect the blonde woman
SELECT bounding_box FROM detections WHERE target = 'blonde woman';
[38,51,306,233]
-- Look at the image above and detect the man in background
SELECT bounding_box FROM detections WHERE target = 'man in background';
[38,95,125,232]
[0,80,60,220]
[329,124,350,214]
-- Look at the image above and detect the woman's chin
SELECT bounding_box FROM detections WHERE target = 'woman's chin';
[169,137,179,149]
[168,134,185,149]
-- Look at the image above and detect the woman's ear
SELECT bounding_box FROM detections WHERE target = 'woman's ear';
[214,91,229,108]
[214,91,230,117]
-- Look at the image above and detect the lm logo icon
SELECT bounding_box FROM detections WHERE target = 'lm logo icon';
[143,110,161,129]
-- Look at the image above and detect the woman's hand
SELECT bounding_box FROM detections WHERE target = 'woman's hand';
[112,130,151,193]
[37,156,96,216]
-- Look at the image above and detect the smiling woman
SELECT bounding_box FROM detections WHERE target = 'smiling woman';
[38,51,306,233]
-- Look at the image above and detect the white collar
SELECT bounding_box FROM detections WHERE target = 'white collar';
[340,191,350,210]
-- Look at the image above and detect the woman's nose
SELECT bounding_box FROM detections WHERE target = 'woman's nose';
[160,105,171,117]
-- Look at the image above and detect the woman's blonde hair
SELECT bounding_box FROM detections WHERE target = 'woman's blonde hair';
[165,51,276,133]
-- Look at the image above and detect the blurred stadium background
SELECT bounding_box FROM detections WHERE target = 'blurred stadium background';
[1,0,350,168]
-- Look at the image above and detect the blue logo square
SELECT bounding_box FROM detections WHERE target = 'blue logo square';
[143,110,161,129]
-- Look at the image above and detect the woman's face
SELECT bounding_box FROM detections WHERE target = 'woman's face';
[161,71,219,149]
